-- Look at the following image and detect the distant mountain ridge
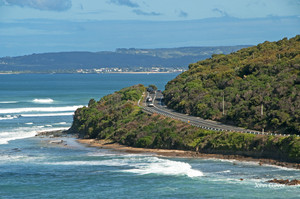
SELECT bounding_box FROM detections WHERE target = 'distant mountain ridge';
[0,46,250,72]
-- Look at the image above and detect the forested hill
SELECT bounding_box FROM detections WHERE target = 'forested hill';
[163,35,300,134]
[0,46,249,72]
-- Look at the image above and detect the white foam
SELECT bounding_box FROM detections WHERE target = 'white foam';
[0,101,18,104]
[0,105,83,114]
[0,115,19,120]
[0,127,68,145]
[32,98,54,104]
[0,129,37,145]
[0,154,45,163]
[48,160,128,166]
[48,157,204,178]
[21,112,74,117]
[124,157,204,178]
[54,122,67,125]
[261,164,300,171]
[25,122,33,125]
[215,170,231,173]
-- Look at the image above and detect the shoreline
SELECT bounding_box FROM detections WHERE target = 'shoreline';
[0,71,180,75]
[77,139,300,170]
[36,130,300,170]
[105,71,177,74]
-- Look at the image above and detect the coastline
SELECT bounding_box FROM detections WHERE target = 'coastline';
[77,139,300,170]
[0,71,179,75]
[105,71,174,74]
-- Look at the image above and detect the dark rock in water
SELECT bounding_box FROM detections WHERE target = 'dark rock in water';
[266,178,300,186]
[49,140,64,144]
[12,148,21,152]
[37,130,66,137]
[287,179,300,186]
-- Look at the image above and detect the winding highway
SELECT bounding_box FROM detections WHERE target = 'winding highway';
[139,91,295,137]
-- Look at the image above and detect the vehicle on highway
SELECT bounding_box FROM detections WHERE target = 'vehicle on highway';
[148,103,154,107]
[146,97,152,102]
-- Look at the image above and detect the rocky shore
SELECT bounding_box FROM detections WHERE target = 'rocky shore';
[34,130,300,185]
[267,179,300,186]
[77,139,300,170]
[36,130,70,137]
[35,130,77,147]
[35,130,300,170]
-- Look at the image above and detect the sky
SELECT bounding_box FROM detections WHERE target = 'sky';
[0,0,299,57]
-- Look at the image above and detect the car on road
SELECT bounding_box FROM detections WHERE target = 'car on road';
[146,97,152,102]
[148,103,154,107]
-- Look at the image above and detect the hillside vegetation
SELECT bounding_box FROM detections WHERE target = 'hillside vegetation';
[68,85,300,163]
[163,36,300,134]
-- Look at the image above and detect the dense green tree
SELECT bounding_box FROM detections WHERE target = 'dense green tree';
[163,35,300,134]
[68,84,300,163]
[148,84,158,91]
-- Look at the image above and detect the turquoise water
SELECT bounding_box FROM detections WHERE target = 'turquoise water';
[0,74,299,198]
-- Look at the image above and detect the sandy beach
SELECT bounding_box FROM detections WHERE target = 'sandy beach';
[77,139,300,170]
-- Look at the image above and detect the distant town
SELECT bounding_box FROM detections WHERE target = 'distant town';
[76,67,186,74]
[0,67,186,74]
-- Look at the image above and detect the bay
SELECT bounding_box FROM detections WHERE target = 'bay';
[0,73,299,199]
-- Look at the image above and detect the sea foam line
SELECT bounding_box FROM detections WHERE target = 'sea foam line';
[123,157,204,178]
[47,157,204,178]
[0,127,68,145]
[32,98,54,104]
[0,115,19,120]
[0,105,83,114]
[21,112,74,117]
[0,101,18,104]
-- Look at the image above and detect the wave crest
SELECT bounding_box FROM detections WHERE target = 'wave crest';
[0,115,19,120]
[48,157,204,178]
[0,101,18,104]
[0,105,83,114]
[0,127,68,145]
[21,112,74,117]
[33,98,54,104]
[124,157,204,178]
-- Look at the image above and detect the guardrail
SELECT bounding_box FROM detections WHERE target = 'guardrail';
[138,93,299,137]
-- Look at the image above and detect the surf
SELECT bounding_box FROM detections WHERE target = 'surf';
[32,98,54,104]
[21,112,74,117]
[0,105,83,114]
[47,156,204,178]
[0,127,68,145]
[0,115,19,120]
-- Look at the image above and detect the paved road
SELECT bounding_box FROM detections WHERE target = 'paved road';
[139,91,294,137]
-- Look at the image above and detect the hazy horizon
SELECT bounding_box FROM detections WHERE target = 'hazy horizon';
[0,0,299,57]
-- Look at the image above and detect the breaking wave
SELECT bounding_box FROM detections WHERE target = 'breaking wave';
[0,127,68,145]
[32,98,54,104]
[0,115,20,120]
[21,112,74,117]
[47,156,204,178]
[0,101,18,104]
[0,106,83,114]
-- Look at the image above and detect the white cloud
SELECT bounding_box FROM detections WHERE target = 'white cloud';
[1,0,72,11]
[108,0,139,8]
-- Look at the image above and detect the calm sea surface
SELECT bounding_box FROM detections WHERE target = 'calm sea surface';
[0,73,299,198]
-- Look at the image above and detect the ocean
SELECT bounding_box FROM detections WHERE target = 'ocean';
[0,73,299,198]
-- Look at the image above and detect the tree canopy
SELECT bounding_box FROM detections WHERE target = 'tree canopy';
[163,35,300,134]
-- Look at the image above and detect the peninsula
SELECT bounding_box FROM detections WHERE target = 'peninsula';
[67,36,300,167]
